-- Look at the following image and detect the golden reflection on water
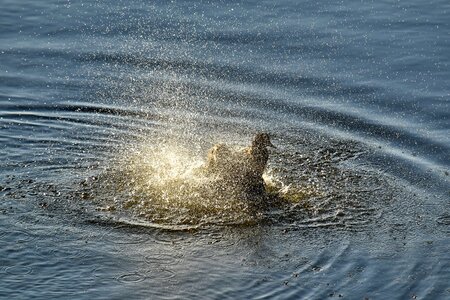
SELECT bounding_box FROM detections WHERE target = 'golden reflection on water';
[94,140,314,227]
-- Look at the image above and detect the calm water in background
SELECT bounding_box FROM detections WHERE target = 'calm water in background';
[1,0,449,299]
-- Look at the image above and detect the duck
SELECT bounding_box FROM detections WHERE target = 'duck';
[242,132,276,179]
[205,133,275,194]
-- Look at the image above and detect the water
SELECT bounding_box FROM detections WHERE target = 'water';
[1,0,449,299]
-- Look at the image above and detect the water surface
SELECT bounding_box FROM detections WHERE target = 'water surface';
[1,0,449,299]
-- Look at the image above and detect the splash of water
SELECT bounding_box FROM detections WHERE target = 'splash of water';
[92,141,297,226]
[75,133,383,230]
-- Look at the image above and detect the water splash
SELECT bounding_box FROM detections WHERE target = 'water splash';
[89,140,289,227]
[74,132,387,231]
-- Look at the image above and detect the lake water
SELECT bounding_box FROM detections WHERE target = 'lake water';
[1,0,449,299]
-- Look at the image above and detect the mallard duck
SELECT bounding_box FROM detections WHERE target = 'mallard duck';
[205,133,275,194]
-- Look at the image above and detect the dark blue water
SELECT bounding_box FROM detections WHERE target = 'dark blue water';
[1,0,449,299]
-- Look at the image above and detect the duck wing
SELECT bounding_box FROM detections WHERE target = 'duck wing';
[206,144,231,171]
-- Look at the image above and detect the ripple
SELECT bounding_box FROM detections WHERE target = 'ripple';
[92,266,128,280]
[142,267,176,280]
[100,225,151,245]
[436,214,450,233]
[436,214,450,226]
[2,229,34,243]
[33,243,85,260]
[116,272,146,284]
[144,252,183,267]
[153,230,188,245]
[5,265,33,276]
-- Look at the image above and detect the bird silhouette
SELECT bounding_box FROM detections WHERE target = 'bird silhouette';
[205,133,275,195]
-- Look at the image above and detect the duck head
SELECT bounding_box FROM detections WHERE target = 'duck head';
[252,133,276,149]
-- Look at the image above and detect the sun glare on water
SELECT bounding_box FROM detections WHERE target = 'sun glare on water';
[86,136,318,229]
[94,142,265,226]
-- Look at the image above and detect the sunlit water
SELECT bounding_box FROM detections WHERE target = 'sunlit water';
[1,0,449,299]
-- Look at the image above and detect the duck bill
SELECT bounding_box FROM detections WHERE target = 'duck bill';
[268,141,276,148]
